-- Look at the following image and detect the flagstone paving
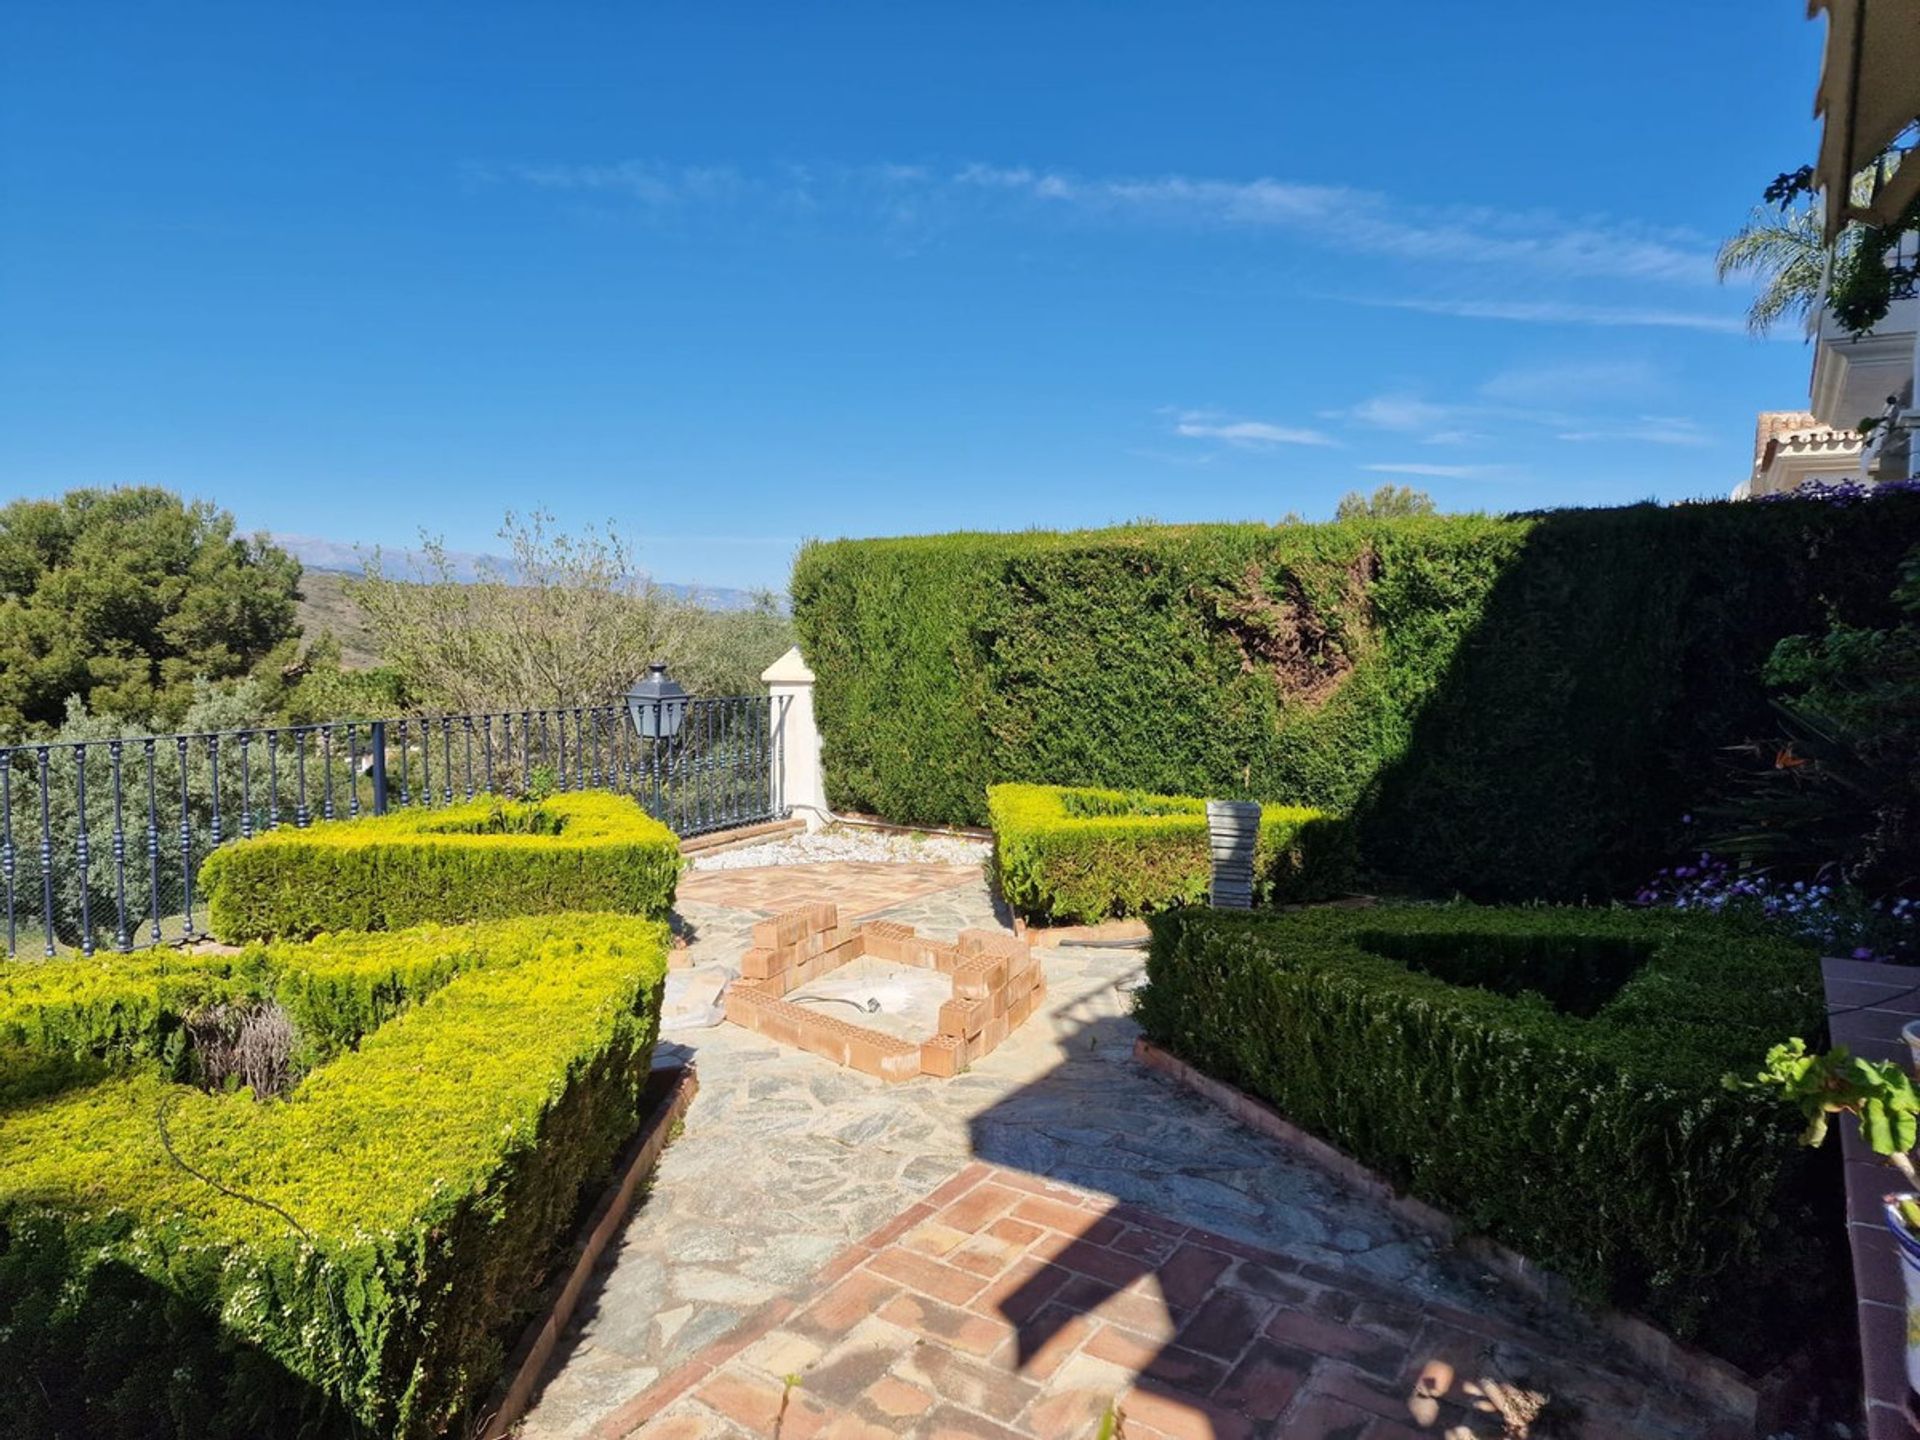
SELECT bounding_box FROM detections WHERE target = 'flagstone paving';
[515,861,1718,1440]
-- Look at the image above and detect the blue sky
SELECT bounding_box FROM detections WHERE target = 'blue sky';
[0,2,1827,592]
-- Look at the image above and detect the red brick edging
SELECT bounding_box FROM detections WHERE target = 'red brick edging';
[1132,1036,1804,1434]
[722,902,1045,1081]
[584,1160,1011,1439]
[477,1064,701,1440]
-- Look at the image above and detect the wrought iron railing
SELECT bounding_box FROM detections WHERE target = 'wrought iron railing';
[0,696,782,959]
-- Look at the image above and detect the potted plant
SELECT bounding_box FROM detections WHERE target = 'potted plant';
[1746,1038,1920,1390]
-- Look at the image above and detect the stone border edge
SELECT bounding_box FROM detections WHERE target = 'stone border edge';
[476,1062,701,1440]
[1132,1036,1807,1436]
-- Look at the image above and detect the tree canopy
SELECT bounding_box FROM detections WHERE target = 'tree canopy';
[350,510,792,711]
[1334,484,1437,521]
[0,487,302,734]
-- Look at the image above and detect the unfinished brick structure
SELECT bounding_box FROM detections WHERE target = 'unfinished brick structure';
[721,903,1046,1082]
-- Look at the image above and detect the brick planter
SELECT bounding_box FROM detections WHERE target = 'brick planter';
[722,903,1045,1081]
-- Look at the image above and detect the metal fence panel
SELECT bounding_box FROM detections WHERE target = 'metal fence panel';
[0,696,781,958]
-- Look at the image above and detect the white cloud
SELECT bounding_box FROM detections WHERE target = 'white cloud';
[485,161,750,206]
[953,166,1711,285]
[1556,415,1712,446]
[1478,359,1661,405]
[1174,411,1338,448]
[1337,394,1462,433]
[1362,462,1503,479]
[488,156,1717,288]
[1361,296,1748,334]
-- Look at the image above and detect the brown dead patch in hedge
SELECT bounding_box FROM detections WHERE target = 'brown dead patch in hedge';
[1198,549,1377,706]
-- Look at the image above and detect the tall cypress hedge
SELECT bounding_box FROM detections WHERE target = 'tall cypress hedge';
[791,498,1920,900]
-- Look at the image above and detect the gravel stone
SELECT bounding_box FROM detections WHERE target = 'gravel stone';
[692,823,990,871]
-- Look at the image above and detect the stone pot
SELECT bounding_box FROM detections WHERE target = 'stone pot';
[1205,800,1261,910]
[1885,1194,1920,1394]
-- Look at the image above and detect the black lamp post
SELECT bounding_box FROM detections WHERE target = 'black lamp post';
[625,662,689,816]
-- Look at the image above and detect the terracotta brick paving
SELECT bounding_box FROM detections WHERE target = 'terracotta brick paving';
[678,861,983,918]
[596,1163,1700,1440]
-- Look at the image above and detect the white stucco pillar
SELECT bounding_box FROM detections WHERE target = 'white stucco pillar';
[762,645,830,831]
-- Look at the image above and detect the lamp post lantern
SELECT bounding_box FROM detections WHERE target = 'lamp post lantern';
[626,662,690,741]
[626,662,689,818]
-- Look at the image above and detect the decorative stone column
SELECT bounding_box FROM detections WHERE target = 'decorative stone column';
[762,646,831,831]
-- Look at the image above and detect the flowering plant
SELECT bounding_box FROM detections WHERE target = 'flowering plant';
[1755,477,1920,506]
[1635,842,1917,961]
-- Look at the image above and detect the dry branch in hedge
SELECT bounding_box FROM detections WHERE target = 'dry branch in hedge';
[0,912,671,1438]
[792,500,1920,899]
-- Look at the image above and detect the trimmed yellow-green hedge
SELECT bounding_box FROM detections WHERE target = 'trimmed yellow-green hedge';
[1134,904,1832,1367]
[987,782,1353,923]
[200,791,682,941]
[0,912,670,1439]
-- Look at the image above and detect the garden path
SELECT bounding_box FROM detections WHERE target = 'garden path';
[516,859,1715,1440]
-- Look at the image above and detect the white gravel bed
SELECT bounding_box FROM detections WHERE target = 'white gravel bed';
[690,823,991,870]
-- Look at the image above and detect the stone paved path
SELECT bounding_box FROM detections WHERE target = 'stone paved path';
[516,863,1714,1440]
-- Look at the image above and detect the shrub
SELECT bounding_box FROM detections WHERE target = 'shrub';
[1132,903,1833,1366]
[791,498,1920,899]
[0,912,670,1438]
[987,782,1353,923]
[0,923,501,1076]
[200,790,681,940]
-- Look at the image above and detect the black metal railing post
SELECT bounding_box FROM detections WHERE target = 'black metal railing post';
[369,719,389,816]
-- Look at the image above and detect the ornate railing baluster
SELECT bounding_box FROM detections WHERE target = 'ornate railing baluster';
[74,743,93,955]
[419,717,433,808]
[267,730,280,831]
[389,721,405,814]
[441,717,454,804]
[462,716,475,800]
[176,736,193,939]
[347,725,361,817]
[144,740,160,947]
[109,741,130,953]
[321,725,335,820]
[295,730,310,828]
[239,733,253,838]
[3,759,16,958]
[481,715,494,794]
[36,747,55,956]
[207,734,222,852]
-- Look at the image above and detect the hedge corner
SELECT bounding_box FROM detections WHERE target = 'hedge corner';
[200,789,682,941]
[986,782,1353,924]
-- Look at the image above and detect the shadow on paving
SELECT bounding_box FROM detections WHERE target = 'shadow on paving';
[959,994,1675,1438]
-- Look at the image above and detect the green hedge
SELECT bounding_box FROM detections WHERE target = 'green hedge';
[0,912,669,1439]
[792,499,1920,899]
[1132,903,1833,1364]
[200,790,681,940]
[987,782,1353,923]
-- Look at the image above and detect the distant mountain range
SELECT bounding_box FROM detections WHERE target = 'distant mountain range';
[272,533,770,611]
